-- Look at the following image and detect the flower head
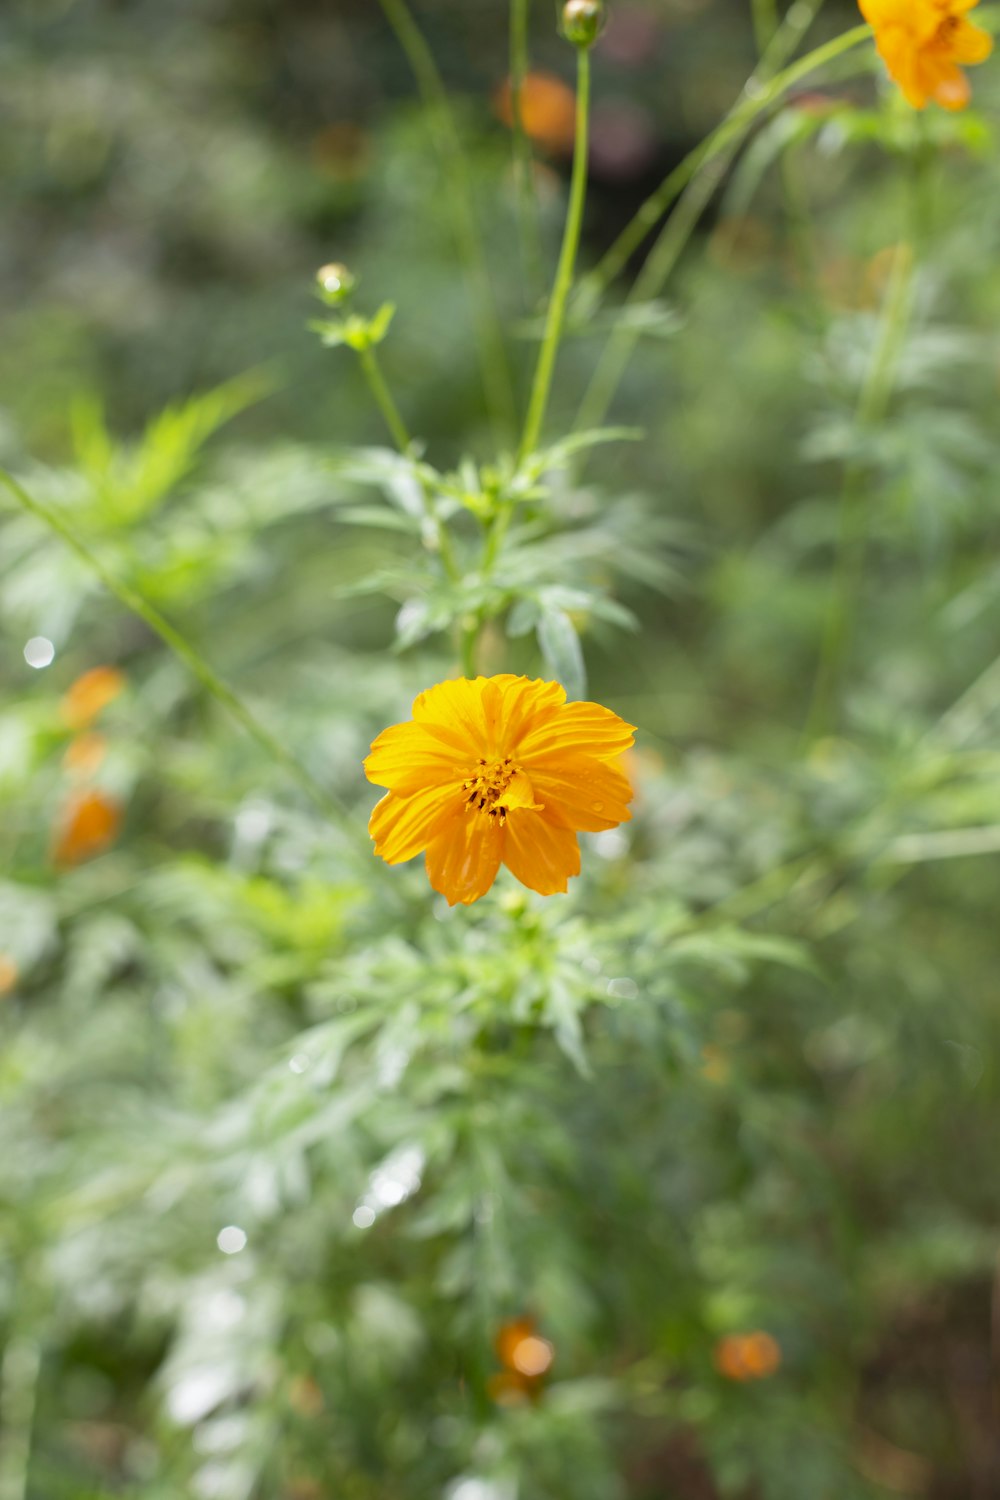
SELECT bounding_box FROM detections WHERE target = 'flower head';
[52,788,122,868]
[61,665,125,730]
[364,675,635,906]
[859,0,993,110]
[714,1331,782,1382]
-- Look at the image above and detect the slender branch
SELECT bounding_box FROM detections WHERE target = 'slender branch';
[377,0,517,442]
[519,45,591,464]
[0,469,356,833]
[574,20,869,435]
[357,344,412,454]
[751,0,780,54]
[880,826,1000,864]
[577,8,860,314]
[356,345,460,582]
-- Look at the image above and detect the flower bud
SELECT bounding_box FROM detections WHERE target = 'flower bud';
[560,0,605,48]
[315,262,356,304]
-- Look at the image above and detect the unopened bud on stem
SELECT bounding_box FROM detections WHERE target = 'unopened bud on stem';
[315,262,356,304]
[561,0,605,48]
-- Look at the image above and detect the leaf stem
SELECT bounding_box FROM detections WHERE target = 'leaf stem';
[518,45,591,466]
[0,468,356,835]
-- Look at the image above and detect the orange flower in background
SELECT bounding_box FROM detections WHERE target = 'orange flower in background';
[63,732,108,779]
[714,1331,782,1382]
[62,666,125,730]
[364,675,635,906]
[859,0,993,110]
[489,1317,555,1404]
[0,956,18,997]
[494,72,578,154]
[52,788,122,868]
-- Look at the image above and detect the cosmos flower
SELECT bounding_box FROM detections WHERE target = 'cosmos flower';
[52,788,122,868]
[859,0,993,110]
[714,1331,782,1382]
[61,665,126,730]
[364,675,635,906]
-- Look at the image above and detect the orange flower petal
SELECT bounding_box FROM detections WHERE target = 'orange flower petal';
[369,784,463,864]
[948,18,992,65]
[364,721,466,796]
[502,810,580,896]
[862,0,991,111]
[517,700,636,762]
[527,753,633,833]
[52,789,121,867]
[425,813,504,906]
[61,666,125,730]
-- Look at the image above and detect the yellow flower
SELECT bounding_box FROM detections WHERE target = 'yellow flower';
[364,675,635,906]
[859,0,993,110]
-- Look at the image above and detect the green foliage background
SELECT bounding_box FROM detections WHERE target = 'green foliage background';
[2,0,1000,1496]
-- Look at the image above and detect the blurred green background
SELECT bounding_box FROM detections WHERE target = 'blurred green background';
[3,0,1000,1497]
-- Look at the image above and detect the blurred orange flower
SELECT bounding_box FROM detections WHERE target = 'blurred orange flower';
[62,666,125,730]
[0,956,18,996]
[859,0,992,110]
[52,789,122,868]
[63,732,108,779]
[494,72,578,154]
[490,1317,555,1404]
[714,1330,782,1381]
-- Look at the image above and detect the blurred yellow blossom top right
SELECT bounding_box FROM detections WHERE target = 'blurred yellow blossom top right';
[859,0,993,110]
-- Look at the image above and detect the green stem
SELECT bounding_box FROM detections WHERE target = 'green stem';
[575,19,869,435]
[0,1336,40,1500]
[576,9,861,314]
[804,240,915,741]
[357,344,460,582]
[358,343,412,454]
[0,469,354,833]
[751,0,780,54]
[377,0,517,443]
[510,0,543,300]
[518,45,591,466]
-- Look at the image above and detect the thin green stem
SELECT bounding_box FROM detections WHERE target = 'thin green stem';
[0,1335,40,1500]
[357,344,412,453]
[356,344,460,581]
[574,19,869,435]
[510,0,543,300]
[577,8,860,314]
[518,46,591,465]
[377,0,517,443]
[751,0,780,54]
[0,469,354,833]
[804,240,915,741]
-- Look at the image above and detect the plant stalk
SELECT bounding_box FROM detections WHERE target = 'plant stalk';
[518,45,591,466]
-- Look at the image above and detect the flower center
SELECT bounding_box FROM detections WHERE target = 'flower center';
[463,756,519,824]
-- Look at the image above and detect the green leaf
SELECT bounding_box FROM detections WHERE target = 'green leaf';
[537,606,586,701]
